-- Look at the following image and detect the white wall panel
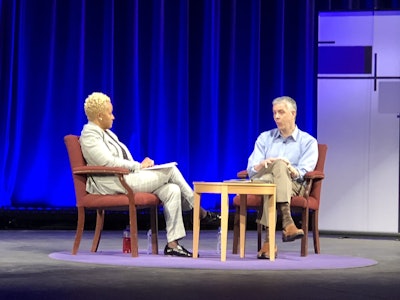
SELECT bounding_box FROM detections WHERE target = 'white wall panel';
[318,12,400,234]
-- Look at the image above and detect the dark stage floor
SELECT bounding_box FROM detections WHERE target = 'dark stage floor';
[0,227,400,300]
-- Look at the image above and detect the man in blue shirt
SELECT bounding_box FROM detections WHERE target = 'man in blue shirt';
[247,96,318,259]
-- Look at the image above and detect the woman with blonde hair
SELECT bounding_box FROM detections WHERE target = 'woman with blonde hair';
[80,92,219,257]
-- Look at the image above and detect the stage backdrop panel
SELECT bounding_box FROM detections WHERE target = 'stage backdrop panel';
[317,11,400,234]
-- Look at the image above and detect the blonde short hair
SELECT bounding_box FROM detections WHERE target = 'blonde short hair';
[84,92,111,121]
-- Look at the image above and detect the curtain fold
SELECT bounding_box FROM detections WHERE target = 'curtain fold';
[0,0,317,208]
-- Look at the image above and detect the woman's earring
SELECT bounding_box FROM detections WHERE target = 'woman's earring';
[99,118,102,121]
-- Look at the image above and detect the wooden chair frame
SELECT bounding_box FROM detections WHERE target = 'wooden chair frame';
[232,144,327,257]
[65,134,160,257]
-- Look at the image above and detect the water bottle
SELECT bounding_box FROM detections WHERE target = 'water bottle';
[216,226,221,254]
[122,226,131,253]
[147,229,152,254]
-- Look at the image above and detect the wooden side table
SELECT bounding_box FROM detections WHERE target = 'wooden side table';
[192,181,276,261]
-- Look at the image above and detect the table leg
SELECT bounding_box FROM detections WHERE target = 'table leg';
[220,186,229,262]
[268,191,276,261]
[192,192,201,258]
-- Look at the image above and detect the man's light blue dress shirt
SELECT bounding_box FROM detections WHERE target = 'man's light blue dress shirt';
[247,126,318,180]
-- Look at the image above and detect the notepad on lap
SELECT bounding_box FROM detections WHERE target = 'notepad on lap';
[144,162,178,170]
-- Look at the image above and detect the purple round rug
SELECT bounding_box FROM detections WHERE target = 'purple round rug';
[49,250,377,270]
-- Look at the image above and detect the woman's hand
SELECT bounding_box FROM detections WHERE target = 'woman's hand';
[141,157,154,168]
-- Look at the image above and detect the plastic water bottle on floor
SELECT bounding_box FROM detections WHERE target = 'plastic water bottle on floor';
[217,226,221,254]
[122,226,131,253]
[147,229,152,254]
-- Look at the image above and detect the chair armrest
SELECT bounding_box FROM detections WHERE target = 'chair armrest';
[237,170,248,179]
[304,170,324,180]
[73,166,135,206]
[73,166,130,176]
[238,169,324,181]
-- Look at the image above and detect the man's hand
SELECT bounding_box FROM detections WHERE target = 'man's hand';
[255,157,282,171]
[263,157,291,168]
[254,157,297,178]
[287,164,299,178]
[263,158,276,168]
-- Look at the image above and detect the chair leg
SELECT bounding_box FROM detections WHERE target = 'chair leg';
[150,206,159,254]
[256,204,264,251]
[129,203,139,257]
[232,207,240,254]
[238,195,248,258]
[72,206,85,255]
[300,207,309,257]
[233,204,263,255]
[312,210,320,254]
[256,223,263,251]
[91,209,105,252]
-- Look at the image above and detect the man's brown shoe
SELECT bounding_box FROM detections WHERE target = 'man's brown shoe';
[257,242,278,260]
[282,223,304,242]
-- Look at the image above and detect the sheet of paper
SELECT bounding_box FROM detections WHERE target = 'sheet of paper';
[143,162,178,170]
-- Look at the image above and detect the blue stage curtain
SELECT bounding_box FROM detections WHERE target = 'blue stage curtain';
[0,0,317,208]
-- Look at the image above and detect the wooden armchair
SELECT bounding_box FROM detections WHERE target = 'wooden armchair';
[232,144,327,257]
[64,134,161,257]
